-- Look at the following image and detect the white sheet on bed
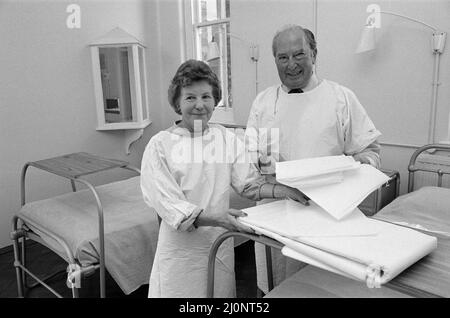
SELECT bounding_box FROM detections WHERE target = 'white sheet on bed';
[239,199,437,287]
[375,186,450,236]
[17,176,159,295]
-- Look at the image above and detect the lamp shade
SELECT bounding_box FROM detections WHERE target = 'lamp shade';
[206,42,220,61]
[356,25,376,53]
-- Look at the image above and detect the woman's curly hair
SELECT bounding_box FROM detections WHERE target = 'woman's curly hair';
[168,59,222,115]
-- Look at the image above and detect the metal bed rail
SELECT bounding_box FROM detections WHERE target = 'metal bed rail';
[408,143,450,192]
[207,231,282,298]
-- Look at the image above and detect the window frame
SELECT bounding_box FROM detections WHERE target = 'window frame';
[183,0,235,124]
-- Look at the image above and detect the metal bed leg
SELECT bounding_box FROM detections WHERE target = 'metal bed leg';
[207,231,282,298]
[265,245,274,292]
[11,221,69,297]
[207,232,244,298]
[19,163,29,292]
[11,220,25,297]
[74,179,106,298]
[12,214,81,298]
[71,286,79,298]
[21,237,30,290]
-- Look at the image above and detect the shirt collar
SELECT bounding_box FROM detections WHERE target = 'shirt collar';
[169,120,211,137]
[281,73,320,93]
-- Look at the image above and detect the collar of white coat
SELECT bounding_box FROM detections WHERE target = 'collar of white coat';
[281,73,321,93]
[168,121,220,138]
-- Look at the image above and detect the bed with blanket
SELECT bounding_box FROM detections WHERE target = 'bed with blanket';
[11,153,159,298]
[375,143,450,236]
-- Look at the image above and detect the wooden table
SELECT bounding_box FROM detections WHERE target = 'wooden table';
[29,152,129,179]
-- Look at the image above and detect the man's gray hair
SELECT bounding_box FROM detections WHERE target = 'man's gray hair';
[272,24,317,58]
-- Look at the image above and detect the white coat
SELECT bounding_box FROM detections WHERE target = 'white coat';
[246,79,382,293]
[141,124,262,297]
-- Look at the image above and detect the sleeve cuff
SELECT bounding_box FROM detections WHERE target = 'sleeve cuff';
[178,206,203,232]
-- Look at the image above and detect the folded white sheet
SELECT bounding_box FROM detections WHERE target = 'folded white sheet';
[276,155,359,181]
[240,200,437,287]
[278,163,390,220]
[277,171,345,188]
[240,199,378,237]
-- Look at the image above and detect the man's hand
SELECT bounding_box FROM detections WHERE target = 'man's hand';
[276,184,310,205]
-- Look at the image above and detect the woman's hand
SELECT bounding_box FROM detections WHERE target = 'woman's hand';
[195,208,255,233]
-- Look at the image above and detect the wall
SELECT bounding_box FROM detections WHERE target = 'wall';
[316,0,450,193]
[139,0,184,139]
[0,0,168,249]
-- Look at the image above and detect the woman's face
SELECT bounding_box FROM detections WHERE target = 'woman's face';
[178,80,215,133]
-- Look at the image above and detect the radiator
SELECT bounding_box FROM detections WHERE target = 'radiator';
[414,152,450,190]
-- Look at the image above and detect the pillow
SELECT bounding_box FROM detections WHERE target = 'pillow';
[375,187,450,234]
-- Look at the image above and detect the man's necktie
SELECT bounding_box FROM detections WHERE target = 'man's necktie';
[288,88,303,94]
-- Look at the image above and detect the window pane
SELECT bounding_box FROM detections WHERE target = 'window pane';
[194,0,229,23]
[196,23,231,108]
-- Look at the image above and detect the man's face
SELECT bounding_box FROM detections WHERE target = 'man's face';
[274,30,315,90]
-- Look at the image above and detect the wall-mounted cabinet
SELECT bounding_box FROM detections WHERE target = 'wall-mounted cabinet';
[89,27,151,153]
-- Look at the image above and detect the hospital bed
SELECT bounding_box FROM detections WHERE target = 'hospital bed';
[10,152,160,298]
[207,143,450,298]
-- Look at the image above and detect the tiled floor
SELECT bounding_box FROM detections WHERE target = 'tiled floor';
[0,240,258,298]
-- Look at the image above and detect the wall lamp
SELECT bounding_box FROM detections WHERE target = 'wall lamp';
[356,4,447,144]
[206,32,260,96]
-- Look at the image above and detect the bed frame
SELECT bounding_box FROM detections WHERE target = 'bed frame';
[407,143,450,192]
[10,152,141,298]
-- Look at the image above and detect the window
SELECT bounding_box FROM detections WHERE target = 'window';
[188,0,232,109]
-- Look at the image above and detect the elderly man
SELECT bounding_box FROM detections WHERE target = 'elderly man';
[246,24,382,295]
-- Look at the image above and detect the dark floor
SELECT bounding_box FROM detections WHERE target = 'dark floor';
[0,240,258,298]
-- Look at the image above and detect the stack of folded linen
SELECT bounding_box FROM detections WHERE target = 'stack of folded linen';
[240,199,437,287]
[276,155,360,188]
[276,155,389,220]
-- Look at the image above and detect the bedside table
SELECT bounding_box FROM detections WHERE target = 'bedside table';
[358,169,400,216]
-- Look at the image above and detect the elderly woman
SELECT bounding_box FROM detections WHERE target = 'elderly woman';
[141,60,305,298]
